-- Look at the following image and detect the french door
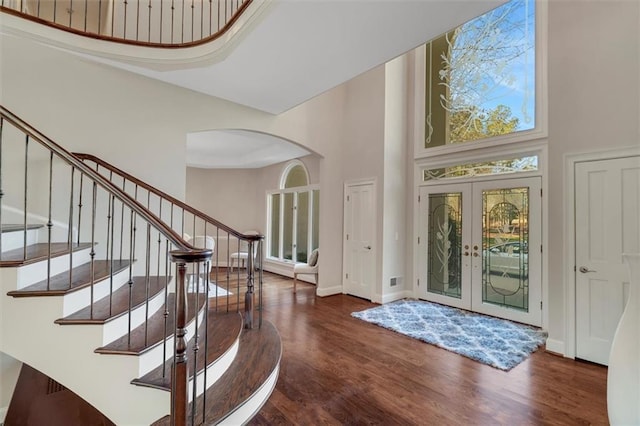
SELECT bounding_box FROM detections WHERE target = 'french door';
[419,177,542,326]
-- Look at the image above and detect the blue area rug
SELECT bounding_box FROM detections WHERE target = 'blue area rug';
[351,299,547,371]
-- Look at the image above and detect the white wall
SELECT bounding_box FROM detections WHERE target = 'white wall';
[0,351,21,419]
[546,0,640,350]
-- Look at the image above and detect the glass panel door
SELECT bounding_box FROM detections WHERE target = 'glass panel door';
[420,177,542,326]
[420,184,472,310]
[472,177,542,326]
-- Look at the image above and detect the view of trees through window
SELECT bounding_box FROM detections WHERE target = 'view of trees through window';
[425,0,535,148]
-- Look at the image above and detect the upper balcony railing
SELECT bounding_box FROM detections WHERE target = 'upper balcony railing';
[0,0,252,47]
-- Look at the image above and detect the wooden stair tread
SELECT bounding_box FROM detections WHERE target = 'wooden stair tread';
[0,242,93,267]
[95,292,206,356]
[7,259,129,297]
[55,275,171,324]
[132,311,243,391]
[1,223,44,233]
[151,321,281,426]
[198,320,281,424]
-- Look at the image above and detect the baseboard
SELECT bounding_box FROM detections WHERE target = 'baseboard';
[545,338,566,357]
[379,290,412,304]
[316,285,343,297]
[0,406,7,424]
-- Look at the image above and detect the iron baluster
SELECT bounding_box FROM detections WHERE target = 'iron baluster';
[98,0,102,34]
[127,209,135,345]
[244,239,254,329]
[109,194,116,316]
[47,151,54,290]
[123,0,128,39]
[148,0,152,43]
[23,135,28,261]
[69,0,73,27]
[258,238,263,328]
[144,223,151,346]
[84,0,88,31]
[77,173,84,245]
[67,168,75,289]
[89,181,97,318]
[136,0,140,41]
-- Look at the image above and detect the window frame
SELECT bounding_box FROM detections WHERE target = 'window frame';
[413,0,548,161]
[267,160,319,264]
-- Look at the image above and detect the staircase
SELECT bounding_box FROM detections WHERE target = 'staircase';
[0,106,281,425]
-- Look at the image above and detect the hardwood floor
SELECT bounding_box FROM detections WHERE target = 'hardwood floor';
[249,272,609,425]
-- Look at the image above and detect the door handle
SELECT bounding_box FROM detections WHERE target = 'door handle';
[579,266,597,273]
[364,246,372,250]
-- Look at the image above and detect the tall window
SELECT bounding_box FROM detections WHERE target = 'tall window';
[425,0,536,149]
[268,161,319,263]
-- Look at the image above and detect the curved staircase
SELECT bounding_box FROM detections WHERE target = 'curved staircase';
[0,106,281,425]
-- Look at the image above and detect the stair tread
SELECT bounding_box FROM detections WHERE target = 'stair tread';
[1,223,44,233]
[132,311,243,391]
[0,242,93,267]
[7,259,130,297]
[55,275,171,324]
[95,292,206,356]
[152,321,282,426]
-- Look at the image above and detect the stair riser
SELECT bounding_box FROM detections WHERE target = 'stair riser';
[136,302,206,377]
[102,286,167,347]
[220,363,280,426]
[2,296,170,425]
[187,338,239,401]
[61,267,130,317]
[11,248,92,290]
[0,228,40,253]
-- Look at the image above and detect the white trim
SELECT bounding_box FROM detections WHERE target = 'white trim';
[545,338,565,356]
[279,159,310,190]
[316,285,343,297]
[413,0,548,161]
[377,290,412,304]
[0,406,7,423]
[563,145,640,359]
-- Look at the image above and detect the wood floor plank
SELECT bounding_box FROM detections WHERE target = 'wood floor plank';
[247,273,609,425]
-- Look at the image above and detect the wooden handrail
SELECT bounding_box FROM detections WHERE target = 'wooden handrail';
[0,106,204,254]
[0,0,252,48]
[73,152,263,242]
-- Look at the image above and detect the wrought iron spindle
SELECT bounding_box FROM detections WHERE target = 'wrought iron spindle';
[191,259,200,424]
[244,239,254,329]
[170,0,175,44]
[89,181,97,318]
[123,0,128,39]
[69,0,73,27]
[127,209,135,345]
[144,223,151,345]
[135,0,140,40]
[120,179,126,261]
[181,0,185,43]
[46,152,54,290]
[83,0,88,31]
[77,173,84,245]
[235,237,241,309]
[202,257,210,420]
[23,135,28,261]
[148,0,152,42]
[109,194,116,315]
[162,237,170,379]
[67,168,75,289]
[98,0,102,34]
[258,238,263,328]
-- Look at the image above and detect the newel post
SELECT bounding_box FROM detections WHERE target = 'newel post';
[171,260,188,426]
[169,248,212,426]
[244,240,254,329]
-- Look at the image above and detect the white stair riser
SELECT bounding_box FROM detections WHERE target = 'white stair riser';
[137,302,206,377]
[2,296,170,425]
[0,228,40,253]
[220,363,280,426]
[62,267,130,317]
[101,286,167,346]
[188,338,239,401]
[13,248,92,290]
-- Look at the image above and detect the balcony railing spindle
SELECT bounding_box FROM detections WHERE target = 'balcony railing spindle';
[46,151,54,290]
[22,135,28,261]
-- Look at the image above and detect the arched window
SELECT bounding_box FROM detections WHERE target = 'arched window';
[268,160,319,263]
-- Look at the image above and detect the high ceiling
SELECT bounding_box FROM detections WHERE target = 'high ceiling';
[4,0,505,167]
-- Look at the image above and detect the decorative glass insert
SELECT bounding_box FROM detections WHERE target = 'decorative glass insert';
[284,165,308,188]
[427,193,463,298]
[482,187,529,311]
[424,0,535,149]
[423,155,538,181]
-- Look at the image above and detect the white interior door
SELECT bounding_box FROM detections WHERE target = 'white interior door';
[575,156,640,365]
[419,177,542,326]
[343,182,376,300]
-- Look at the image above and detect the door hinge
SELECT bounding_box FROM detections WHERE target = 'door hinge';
[573,265,576,272]
[540,301,543,310]
[347,195,350,201]
[417,278,420,286]
[540,245,543,253]
[346,234,349,241]
[418,195,421,202]
[540,188,543,197]
[417,236,421,244]
[346,273,349,279]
